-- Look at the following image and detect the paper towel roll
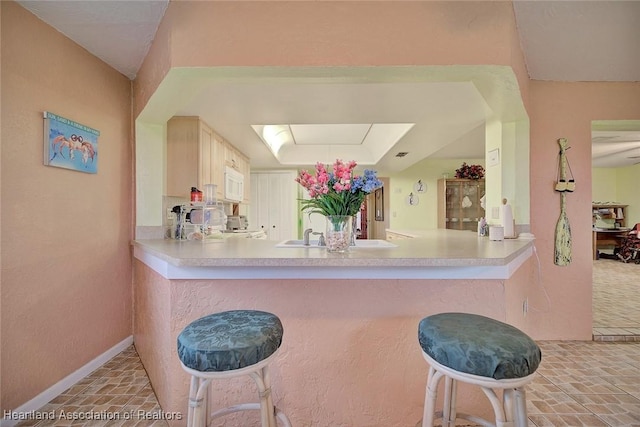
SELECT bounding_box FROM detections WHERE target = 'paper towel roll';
[501,198,515,238]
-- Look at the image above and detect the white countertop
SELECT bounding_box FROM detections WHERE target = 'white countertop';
[133,229,534,280]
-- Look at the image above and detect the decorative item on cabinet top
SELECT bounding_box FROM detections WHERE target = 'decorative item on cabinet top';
[454,162,485,180]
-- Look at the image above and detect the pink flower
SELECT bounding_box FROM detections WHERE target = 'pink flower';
[296,159,383,217]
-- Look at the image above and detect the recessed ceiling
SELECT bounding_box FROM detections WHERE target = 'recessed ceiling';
[16,1,640,169]
[169,76,494,172]
[290,124,372,146]
[251,123,415,166]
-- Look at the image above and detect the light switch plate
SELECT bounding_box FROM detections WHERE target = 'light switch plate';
[492,207,500,219]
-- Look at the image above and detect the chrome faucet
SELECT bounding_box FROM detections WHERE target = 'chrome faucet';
[303,228,313,246]
[313,231,326,246]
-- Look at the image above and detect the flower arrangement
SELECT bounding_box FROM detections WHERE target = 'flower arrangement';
[454,162,485,180]
[295,159,383,217]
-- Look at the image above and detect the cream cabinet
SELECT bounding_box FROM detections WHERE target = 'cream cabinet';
[166,117,215,198]
[249,171,298,241]
[211,134,226,201]
[167,116,249,203]
[437,179,486,232]
[223,141,250,203]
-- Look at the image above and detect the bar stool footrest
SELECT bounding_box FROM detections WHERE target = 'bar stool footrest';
[210,403,291,427]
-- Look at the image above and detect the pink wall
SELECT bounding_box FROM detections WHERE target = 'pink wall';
[135,1,520,117]
[1,2,133,410]
[134,260,518,426]
[3,0,636,415]
[133,1,640,341]
[528,82,640,339]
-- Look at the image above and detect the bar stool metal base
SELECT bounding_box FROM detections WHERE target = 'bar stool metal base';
[180,348,291,427]
[420,351,535,427]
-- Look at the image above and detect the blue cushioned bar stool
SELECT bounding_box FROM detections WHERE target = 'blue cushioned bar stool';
[418,313,541,427]
[177,310,291,427]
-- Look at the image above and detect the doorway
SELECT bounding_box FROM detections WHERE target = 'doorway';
[591,120,640,340]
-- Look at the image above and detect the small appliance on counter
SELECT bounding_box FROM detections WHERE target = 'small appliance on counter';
[224,215,267,239]
[168,203,227,241]
[226,215,248,231]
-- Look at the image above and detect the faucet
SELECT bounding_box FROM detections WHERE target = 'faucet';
[313,231,326,246]
[303,228,313,246]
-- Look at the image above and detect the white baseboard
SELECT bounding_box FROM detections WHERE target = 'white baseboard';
[1,335,133,427]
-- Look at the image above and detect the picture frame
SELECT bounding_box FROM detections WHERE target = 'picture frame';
[44,111,99,173]
[374,187,384,221]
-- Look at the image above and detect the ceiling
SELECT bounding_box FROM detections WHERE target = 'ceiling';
[16,1,640,170]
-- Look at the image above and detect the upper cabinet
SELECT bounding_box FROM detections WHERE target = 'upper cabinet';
[211,134,226,201]
[167,116,250,203]
[224,141,250,203]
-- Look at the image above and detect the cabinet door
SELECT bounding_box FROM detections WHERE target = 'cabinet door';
[249,173,270,235]
[224,142,240,170]
[238,153,251,203]
[199,122,213,187]
[248,173,260,230]
[266,174,284,240]
[459,181,480,232]
[211,134,225,200]
[438,179,484,231]
[166,117,200,197]
[249,172,297,240]
[257,175,272,236]
[445,181,462,229]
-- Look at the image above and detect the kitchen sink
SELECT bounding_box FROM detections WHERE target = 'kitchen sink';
[276,239,397,248]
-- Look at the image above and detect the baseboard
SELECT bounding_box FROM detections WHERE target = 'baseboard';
[1,335,133,427]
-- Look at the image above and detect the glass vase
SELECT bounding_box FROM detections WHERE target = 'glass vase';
[325,215,352,253]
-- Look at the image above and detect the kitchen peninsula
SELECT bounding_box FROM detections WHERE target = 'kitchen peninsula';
[132,229,534,426]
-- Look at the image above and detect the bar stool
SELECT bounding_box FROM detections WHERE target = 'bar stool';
[177,310,292,427]
[418,313,541,427]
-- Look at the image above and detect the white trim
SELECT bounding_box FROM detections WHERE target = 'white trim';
[1,336,133,427]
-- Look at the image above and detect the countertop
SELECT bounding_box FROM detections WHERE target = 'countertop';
[133,229,534,280]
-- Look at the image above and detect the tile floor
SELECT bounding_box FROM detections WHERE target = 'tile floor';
[592,258,640,341]
[15,346,167,427]
[15,259,640,426]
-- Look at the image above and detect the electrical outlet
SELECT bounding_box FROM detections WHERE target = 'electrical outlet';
[523,298,528,316]
[167,208,173,220]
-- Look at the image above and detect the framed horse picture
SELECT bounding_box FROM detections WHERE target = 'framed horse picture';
[43,111,99,173]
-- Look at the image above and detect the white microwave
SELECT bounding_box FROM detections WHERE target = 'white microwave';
[224,166,244,202]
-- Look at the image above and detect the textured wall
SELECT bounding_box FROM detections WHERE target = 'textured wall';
[1,2,133,410]
[134,1,520,117]
[389,158,486,231]
[132,1,640,340]
[134,260,515,426]
[528,81,640,339]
